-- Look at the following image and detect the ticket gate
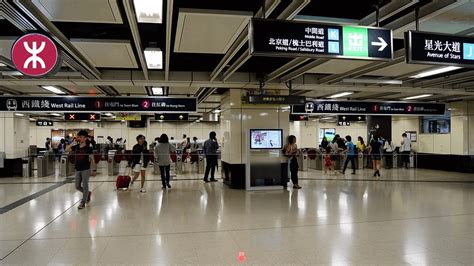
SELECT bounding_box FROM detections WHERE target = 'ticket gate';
[108,150,119,176]
[175,149,183,174]
[37,151,55,177]
[196,149,205,174]
[297,149,308,171]
[60,153,74,178]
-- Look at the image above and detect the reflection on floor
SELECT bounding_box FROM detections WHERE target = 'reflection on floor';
[0,165,473,264]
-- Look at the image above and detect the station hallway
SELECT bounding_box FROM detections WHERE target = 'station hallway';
[1,168,473,265]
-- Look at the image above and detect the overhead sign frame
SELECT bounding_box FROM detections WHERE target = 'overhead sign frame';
[0,96,198,113]
[293,100,446,116]
[249,18,393,61]
[405,30,474,68]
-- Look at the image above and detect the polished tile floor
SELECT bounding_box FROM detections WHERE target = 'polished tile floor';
[0,163,473,265]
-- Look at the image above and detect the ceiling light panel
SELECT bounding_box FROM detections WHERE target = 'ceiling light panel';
[134,0,163,23]
[410,66,462,79]
[144,48,163,69]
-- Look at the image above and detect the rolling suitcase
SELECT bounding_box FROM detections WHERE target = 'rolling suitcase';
[116,175,131,190]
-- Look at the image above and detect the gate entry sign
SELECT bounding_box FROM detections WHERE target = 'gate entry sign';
[250,19,393,61]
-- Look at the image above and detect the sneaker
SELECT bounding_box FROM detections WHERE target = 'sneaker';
[78,202,86,209]
[87,191,91,203]
[167,183,171,188]
[140,188,146,193]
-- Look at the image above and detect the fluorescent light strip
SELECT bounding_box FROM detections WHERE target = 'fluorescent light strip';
[0,63,5,67]
[343,78,403,85]
[133,0,163,23]
[403,94,433,100]
[15,113,25,117]
[327,92,353,99]
[410,66,462,79]
[144,48,163,69]
[42,86,66,94]
[51,113,62,117]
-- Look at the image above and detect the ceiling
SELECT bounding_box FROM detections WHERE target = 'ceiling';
[0,0,474,118]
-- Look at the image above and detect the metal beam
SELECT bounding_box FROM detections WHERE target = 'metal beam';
[10,0,102,80]
[280,59,329,83]
[165,0,174,81]
[123,0,149,80]
[209,0,281,82]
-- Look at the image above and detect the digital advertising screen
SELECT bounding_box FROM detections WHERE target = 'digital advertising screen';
[250,129,283,150]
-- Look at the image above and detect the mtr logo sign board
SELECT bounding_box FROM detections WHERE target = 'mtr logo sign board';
[11,33,60,77]
[250,19,393,61]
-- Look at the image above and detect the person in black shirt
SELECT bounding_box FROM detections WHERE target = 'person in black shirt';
[66,130,96,210]
[203,131,219,182]
[129,135,150,193]
[45,138,51,151]
[369,136,383,178]
[320,137,329,149]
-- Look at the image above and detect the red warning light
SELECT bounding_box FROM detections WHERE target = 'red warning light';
[237,251,246,262]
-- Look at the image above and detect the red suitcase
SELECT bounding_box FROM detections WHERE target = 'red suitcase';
[116,175,131,190]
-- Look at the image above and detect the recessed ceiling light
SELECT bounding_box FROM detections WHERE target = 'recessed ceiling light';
[104,113,113,116]
[152,87,164,95]
[144,48,163,69]
[327,92,353,99]
[15,113,25,117]
[403,94,433,100]
[51,113,62,117]
[29,118,36,121]
[409,66,462,79]
[0,63,5,67]
[213,109,221,113]
[42,86,66,94]
[133,0,163,23]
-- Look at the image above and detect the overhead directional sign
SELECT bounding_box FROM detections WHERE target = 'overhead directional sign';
[293,101,445,116]
[246,95,306,105]
[0,97,197,113]
[406,31,474,68]
[65,113,101,121]
[154,113,189,121]
[249,19,393,61]
[36,120,53,127]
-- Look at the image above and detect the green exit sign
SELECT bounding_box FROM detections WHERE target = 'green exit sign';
[343,26,369,57]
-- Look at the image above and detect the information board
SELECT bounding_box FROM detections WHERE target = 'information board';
[250,19,393,61]
[293,101,445,115]
[406,31,474,68]
[0,97,197,113]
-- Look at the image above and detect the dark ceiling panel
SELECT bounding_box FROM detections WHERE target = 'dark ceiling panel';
[299,0,390,20]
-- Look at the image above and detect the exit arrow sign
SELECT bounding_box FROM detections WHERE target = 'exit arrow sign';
[371,37,388,51]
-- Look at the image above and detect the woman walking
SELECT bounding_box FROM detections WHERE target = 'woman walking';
[155,134,176,189]
[369,136,383,178]
[283,135,301,189]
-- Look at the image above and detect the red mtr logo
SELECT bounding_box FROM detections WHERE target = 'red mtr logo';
[11,33,59,77]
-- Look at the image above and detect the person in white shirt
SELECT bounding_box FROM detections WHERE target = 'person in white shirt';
[383,138,395,168]
[401,133,411,169]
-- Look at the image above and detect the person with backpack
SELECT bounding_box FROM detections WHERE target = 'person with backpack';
[155,134,176,189]
[66,130,97,210]
[128,135,150,193]
[342,135,357,175]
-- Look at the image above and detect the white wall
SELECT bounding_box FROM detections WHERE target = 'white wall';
[0,113,30,158]
[391,101,471,155]
[29,120,220,147]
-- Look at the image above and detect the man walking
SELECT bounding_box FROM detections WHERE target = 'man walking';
[203,131,219,182]
[342,135,357,175]
[67,130,96,210]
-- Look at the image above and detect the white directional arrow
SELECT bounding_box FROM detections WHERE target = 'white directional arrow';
[371,37,388,51]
